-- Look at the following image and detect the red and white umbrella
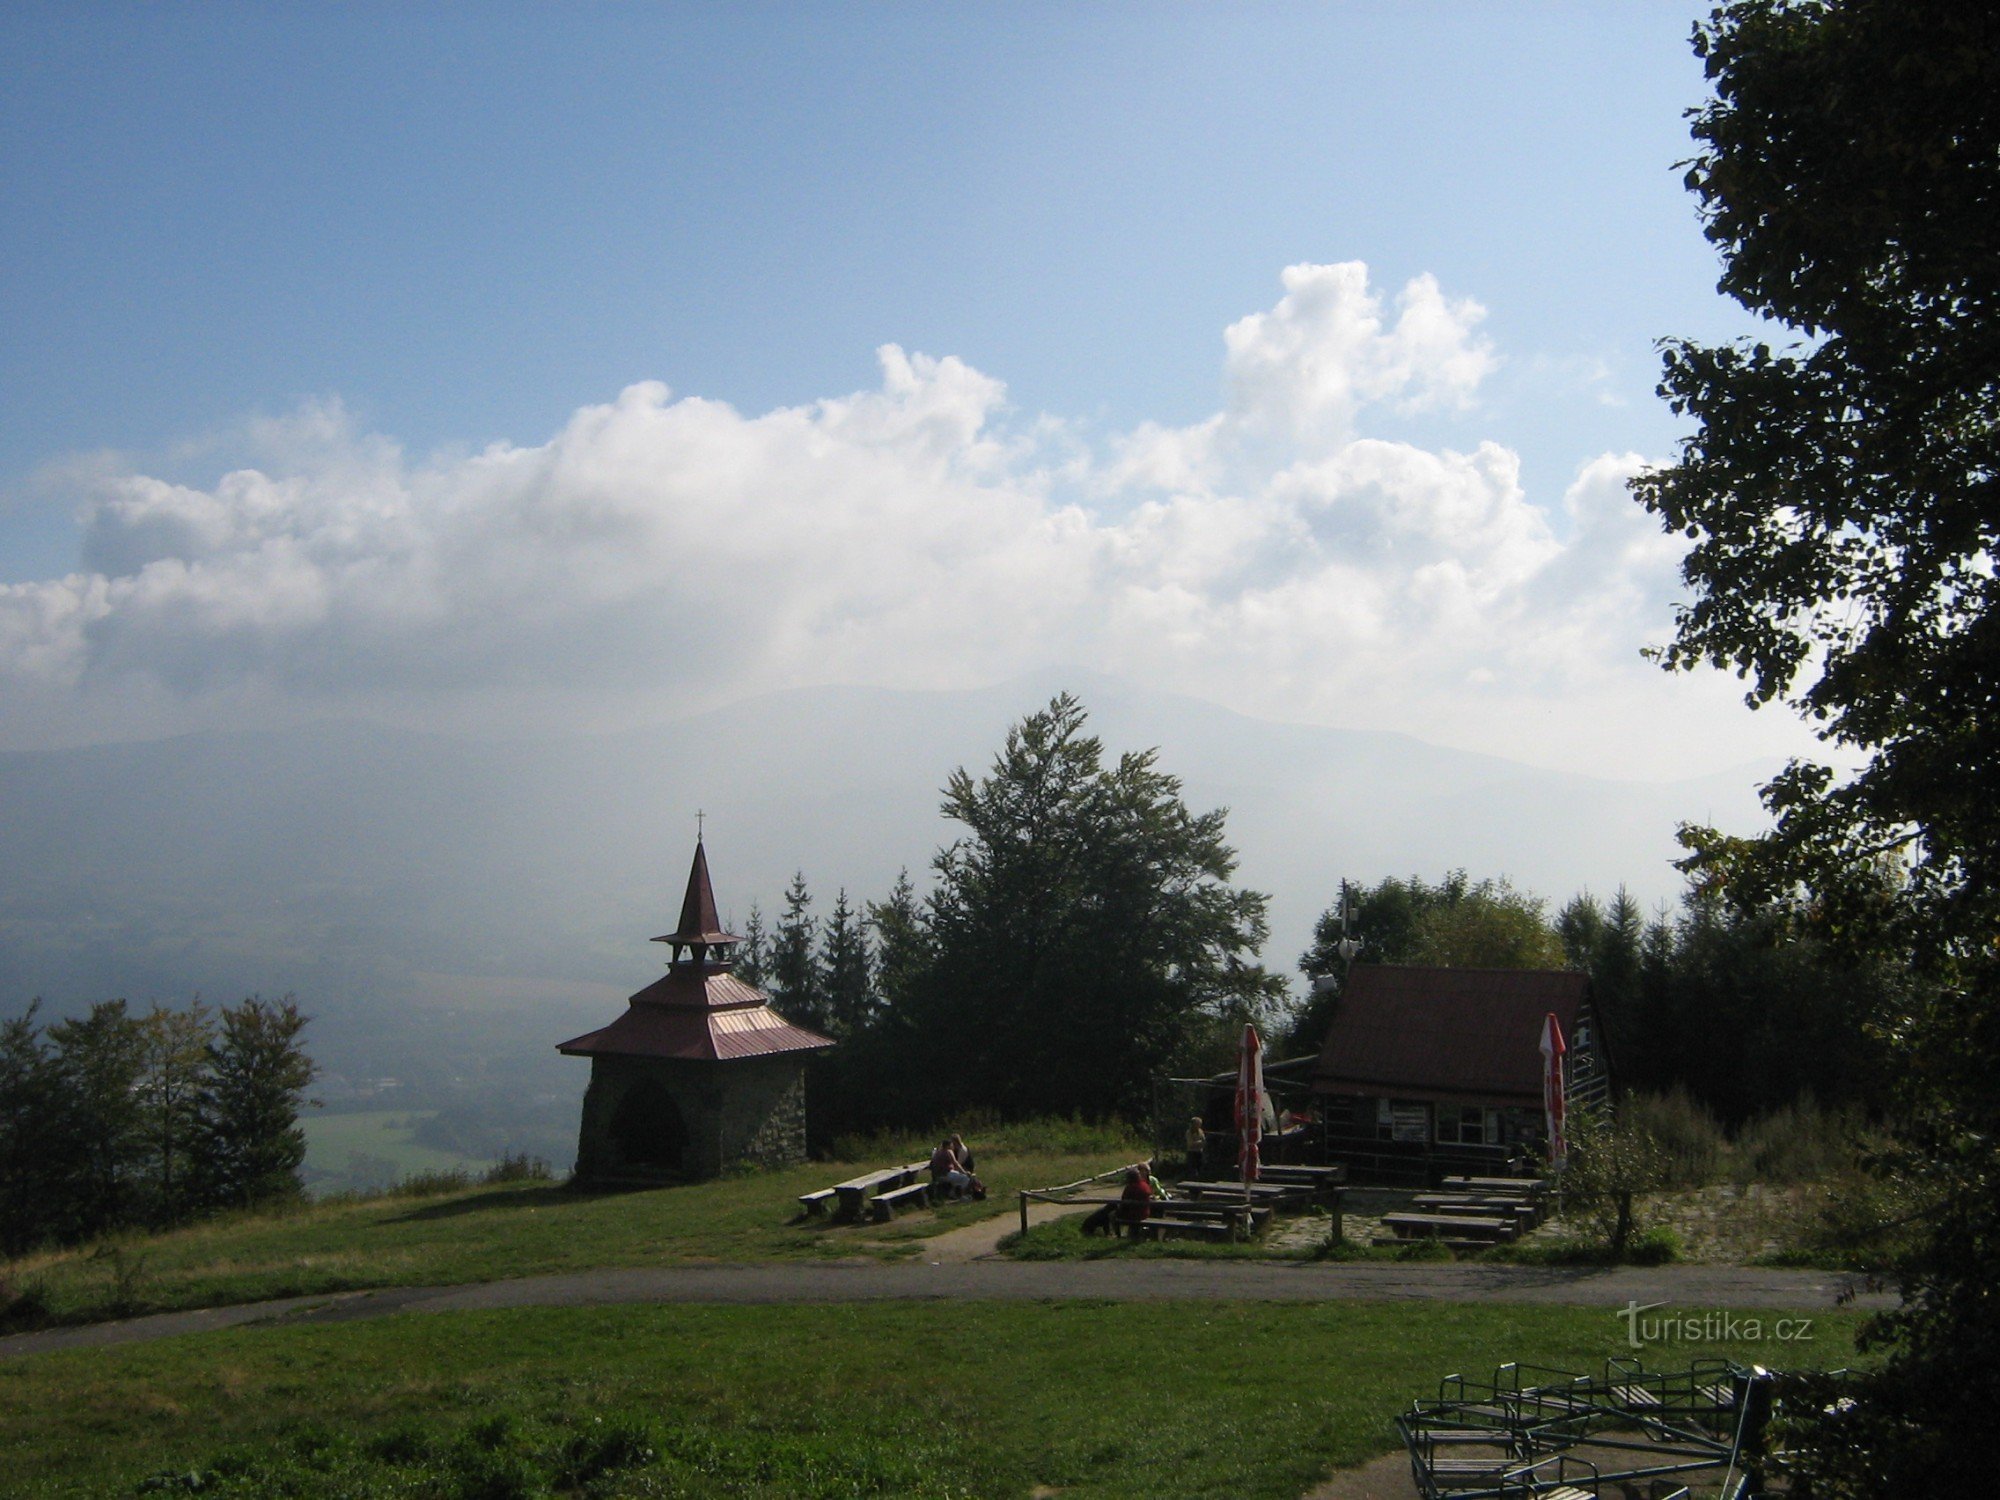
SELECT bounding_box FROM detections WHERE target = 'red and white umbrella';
[1235,1022,1265,1187]
[1539,1011,1568,1172]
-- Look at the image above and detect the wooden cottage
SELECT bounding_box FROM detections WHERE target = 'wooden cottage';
[1308,964,1612,1184]
[558,840,834,1183]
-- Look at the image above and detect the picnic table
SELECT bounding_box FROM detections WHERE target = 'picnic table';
[1176,1179,1313,1209]
[1381,1211,1518,1247]
[1412,1192,1542,1230]
[1439,1175,1545,1197]
[1055,1194,1269,1238]
[1255,1163,1348,1188]
[798,1161,930,1221]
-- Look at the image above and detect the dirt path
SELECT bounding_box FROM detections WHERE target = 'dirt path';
[0,1257,1890,1359]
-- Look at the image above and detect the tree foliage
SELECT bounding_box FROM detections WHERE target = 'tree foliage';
[734,904,769,991]
[1633,4,2000,1490]
[818,889,873,1039]
[0,995,315,1252]
[191,996,316,1211]
[1288,872,1567,1054]
[913,694,1282,1119]
[768,873,826,1034]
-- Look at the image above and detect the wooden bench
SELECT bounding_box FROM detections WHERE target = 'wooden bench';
[797,1188,839,1217]
[1413,1193,1541,1230]
[1176,1180,1312,1209]
[869,1180,934,1222]
[1054,1196,1268,1238]
[1439,1175,1545,1198]
[833,1164,928,1221]
[1138,1215,1237,1243]
[1382,1211,1516,1246]
[1257,1164,1348,1188]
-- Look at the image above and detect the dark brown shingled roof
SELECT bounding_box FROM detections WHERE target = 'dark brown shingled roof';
[1309,964,1588,1108]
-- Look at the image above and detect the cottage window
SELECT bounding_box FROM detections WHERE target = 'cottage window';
[1435,1105,1499,1145]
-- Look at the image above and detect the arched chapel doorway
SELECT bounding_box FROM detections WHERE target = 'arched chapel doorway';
[610,1078,688,1171]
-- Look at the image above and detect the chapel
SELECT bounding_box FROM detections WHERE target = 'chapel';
[558,840,834,1182]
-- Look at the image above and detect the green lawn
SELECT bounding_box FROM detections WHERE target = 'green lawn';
[4,1132,1140,1329]
[0,1301,1872,1498]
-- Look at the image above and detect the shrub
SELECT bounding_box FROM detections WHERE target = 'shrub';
[1624,1225,1681,1265]
[397,1168,472,1198]
[1622,1087,1725,1187]
[480,1153,551,1186]
[1560,1108,1673,1259]
[0,1273,51,1332]
[1732,1093,1858,1185]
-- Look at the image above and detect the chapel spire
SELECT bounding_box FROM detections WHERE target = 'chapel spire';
[652,838,740,968]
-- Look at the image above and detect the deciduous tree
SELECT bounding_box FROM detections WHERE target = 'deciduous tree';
[1633,3,2000,1488]
[915,694,1281,1118]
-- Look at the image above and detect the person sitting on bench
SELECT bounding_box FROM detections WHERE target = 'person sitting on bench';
[929,1137,984,1201]
[1116,1166,1155,1236]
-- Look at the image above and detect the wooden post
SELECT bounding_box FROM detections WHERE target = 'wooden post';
[1019,1190,1029,1238]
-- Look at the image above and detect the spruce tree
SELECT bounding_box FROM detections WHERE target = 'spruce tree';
[820,889,872,1039]
[768,874,827,1033]
[191,996,315,1211]
[44,1001,148,1240]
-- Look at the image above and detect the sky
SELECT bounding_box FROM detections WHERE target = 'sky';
[0,3,1820,780]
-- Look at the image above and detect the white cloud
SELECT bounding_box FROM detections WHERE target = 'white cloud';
[0,264,1815,778]
[1223,262,1495,445]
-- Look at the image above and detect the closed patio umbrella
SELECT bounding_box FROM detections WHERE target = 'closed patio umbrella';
[1235,1022,1264,1189]
[1539,1011,1568,1172]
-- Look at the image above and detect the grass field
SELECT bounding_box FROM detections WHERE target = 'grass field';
[0,1301,1872,1498]
[3,1124,1146,1329]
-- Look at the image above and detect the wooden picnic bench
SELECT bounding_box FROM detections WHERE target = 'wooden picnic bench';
[1137,1215,1237,1243]
[1439,1175,1544,1197]
[828,1161,931,1221]
[1176,1179,1313,1209]
[869,1180,934,1222]
[1054,1195,1268,1237]
[797,1187,839,1216]
[1381,1211,1517,1247]
[1412,1193,1541,1229]
[1256,1163,1348,1188]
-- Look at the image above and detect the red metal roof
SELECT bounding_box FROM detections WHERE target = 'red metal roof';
[556,994,833,1062]
[1309,964,1589,1108]
[652,840,739,948]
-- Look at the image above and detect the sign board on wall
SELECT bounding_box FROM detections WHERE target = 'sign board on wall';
[1391,1102,1429,1143]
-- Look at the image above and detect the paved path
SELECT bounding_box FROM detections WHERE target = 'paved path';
[0,1257,1891,1359]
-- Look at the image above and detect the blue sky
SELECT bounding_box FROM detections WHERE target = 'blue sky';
[0,4,1805,777]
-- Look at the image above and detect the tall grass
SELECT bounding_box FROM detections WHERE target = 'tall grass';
[1732,1093,1861,1185]
[1617,1088,1865,1189]
[1623,1087,1726,1187]
[829,1111,1145,1164]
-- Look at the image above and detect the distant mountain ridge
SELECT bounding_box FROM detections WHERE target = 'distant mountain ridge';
[0,673,1773,1092]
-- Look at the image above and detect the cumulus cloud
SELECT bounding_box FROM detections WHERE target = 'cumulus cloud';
[0,262,1801,777]
[1223,261,1495,444]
